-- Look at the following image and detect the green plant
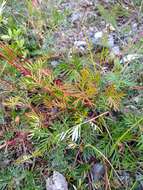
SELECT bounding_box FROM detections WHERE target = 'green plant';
[0,42,135,189]
[1,28,27,55]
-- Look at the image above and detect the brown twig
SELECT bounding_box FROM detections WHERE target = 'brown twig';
[130,86,143,90]
[0,43,32,76]
[104,160,111,190]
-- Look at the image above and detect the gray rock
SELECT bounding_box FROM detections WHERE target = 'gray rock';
[70,12,82,24]
[46,171,68,190]
[94,31,103,42]
[92,32,116,50]
[91,31,103,48]
[51,61,59,68]
[74,40,86,47]
[133,95,143,104]
[121,54,142,63]
[91,163,105,181]
[79,0,93,7]
[111,46,120,55]
[108,34,114,47]
[119,171,131,186]
[74,40,87,52]
[113,171,132,189]
[131,22,138,32]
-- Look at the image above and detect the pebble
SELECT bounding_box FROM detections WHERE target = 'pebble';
[91,31,103,47]
[91,163,105,181]
[108,34,114,47]
[131,22,138,32]
[51,61,59,68]
[79,0,93,7]
[94,31,103,41]
[111,46,120,55]
[119,171,131,186]
[132,95,142,103]
[92,31,116,50]
[74,40,87,52]
[70,12,82,24]
[122,54,141,63]
[46,171,68,190]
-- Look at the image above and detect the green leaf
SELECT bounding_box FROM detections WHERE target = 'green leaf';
[98,4,117,28]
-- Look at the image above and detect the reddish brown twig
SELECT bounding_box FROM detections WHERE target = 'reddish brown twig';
[0,43,31,76]
[130,86,143,90]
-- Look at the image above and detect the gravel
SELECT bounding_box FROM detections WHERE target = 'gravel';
[43,0,143,64]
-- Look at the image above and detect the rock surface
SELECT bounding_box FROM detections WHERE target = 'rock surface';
[46,171,68,190]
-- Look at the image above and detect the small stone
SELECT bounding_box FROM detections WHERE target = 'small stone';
[91,31,103,47]
[94,31,103,41]
[51,61,59,68]
[91,32,103,46]
[132,95,143,103]
[91,163,105,181]
[79,0,93,7]
[119,171,131,186]
[74,40,87,52]
[74,40,86,47]
[131,22,138,32]
[108,34,114,47]
[122,54,141,63]
[114,171,132,188]
[70,12,82,24]
[0,159,11,168]
[46,171,68,190]
[111,46,120,55]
